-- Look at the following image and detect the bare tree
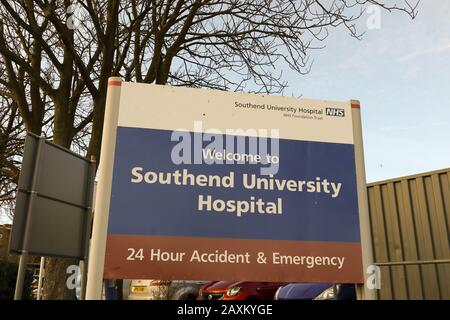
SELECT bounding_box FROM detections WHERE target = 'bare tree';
[0,55,27,224]
[0,0,419,299]
[0,94,23,207]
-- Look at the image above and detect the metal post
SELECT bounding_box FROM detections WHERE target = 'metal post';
[14,136,45,300]
[86,77,122,299]
[351,100,377,300]
[80,157,96,300]
[36,257,45,300]
[14,253,29,300]
[79,260,85,300]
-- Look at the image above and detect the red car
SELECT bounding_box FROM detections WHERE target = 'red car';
[198,281,285,300]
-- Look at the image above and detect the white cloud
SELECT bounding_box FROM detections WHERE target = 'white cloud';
[398,42,450,62]
[379,121,447,132]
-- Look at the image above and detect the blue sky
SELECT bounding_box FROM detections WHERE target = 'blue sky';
[283,1,450,182]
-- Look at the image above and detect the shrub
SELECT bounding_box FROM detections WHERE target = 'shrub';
[0,260,33,300]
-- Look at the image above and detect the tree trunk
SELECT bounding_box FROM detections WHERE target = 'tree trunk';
[42,257,78,300]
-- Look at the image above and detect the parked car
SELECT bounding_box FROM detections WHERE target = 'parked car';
[274,283,356,300]
[314,284,357,300]
[274,283,331,300]
[128,279,206,300]
[198,281,285,300]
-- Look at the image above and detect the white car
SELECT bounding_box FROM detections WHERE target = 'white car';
[128,279,206,300]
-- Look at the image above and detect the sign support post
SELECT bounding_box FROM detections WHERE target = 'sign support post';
[14,136,45,300]
[14,253,28,300]
[80,156,96,300]
[351,100,377,300]
[36,257,45,300]
[86,77,122,300]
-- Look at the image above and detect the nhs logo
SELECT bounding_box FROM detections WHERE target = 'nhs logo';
[325,108,345,117]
